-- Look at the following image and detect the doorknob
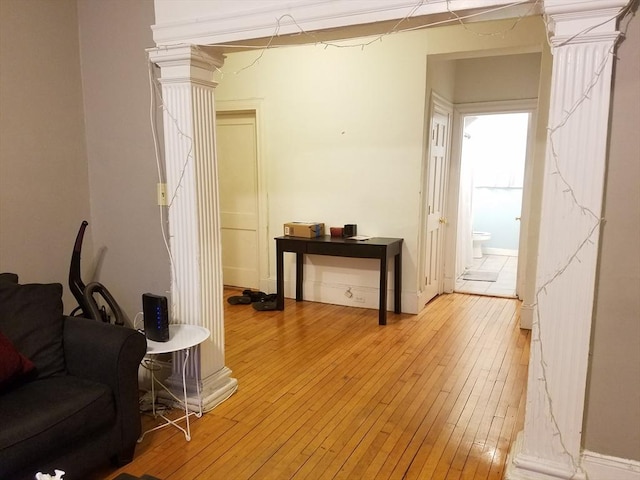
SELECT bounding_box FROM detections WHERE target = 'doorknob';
[439,217,448,225]
[515,217,521,221]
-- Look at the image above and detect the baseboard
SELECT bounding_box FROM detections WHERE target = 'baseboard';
[265,278,418,314]
[581,450,640,480]
[520,303,534,330]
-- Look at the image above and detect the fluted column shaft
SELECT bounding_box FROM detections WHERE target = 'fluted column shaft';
[506,1,626,479]
[147,44,237,409]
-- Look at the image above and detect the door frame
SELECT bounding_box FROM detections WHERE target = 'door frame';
[444,98,538,298]
[417,91,453,309]
[215,100,269,292]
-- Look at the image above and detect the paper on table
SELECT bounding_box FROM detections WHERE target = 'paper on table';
[345,235,371,240]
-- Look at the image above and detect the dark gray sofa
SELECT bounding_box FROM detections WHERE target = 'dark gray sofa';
[0,274,147,480]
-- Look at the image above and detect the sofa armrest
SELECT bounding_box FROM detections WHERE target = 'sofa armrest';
[63,316,147,459]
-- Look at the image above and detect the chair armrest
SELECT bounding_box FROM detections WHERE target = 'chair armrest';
[63,316,147,455]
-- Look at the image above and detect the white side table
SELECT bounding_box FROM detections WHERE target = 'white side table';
[138,324,210,442]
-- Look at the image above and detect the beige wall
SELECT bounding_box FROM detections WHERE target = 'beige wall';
[454,53,541,103]
[0,0,166,320]
[77,0,168,322]
[214,18,548,311]
[426,58,456,101]
[584,10,640,461]
[0,0,91,310]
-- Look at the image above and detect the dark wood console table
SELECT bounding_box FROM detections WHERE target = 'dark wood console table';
[275,236,403,325]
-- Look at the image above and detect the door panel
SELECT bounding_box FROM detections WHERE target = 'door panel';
[217,111,259,289]
[423,105,451,304]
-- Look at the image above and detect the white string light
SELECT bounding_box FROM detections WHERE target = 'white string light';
[227,0,542,75]
[446,0,542,37]
[530,3,636,478]
[147,58,180,320]
[146,5,635,467]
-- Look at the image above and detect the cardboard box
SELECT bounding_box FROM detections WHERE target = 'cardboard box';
[284,222,325,238]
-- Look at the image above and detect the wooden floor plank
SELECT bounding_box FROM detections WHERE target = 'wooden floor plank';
[97,290,529,480]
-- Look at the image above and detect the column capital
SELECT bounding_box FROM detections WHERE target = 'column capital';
[543,0,629,44]
[147,44,225,85]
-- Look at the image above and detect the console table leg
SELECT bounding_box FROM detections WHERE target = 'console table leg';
[379,254,388,325]
[394,252,402,314]
[276,244,284,310]
[295,252,304,301]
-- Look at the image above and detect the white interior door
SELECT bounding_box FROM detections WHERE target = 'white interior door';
[216,111,260,289]
[423,97,452,304]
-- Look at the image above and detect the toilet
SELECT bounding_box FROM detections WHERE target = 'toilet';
[472,231,491,259]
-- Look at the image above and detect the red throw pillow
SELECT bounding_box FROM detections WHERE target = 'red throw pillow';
[0,330,35,390]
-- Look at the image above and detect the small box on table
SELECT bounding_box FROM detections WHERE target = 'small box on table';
[284,222,325,238]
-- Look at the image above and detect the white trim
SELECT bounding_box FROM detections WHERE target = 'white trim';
[582,451,640,480]
[417,91,453,309]
[215,99,270,293]
[506,432,587,480]
[152,0,538,46]
[445,99,538,303]
[520,302,534,329]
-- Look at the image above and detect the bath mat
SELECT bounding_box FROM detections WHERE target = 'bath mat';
[462,270,499,282]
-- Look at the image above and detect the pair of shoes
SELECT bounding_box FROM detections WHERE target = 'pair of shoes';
[252,293,277,311]
[243,289,268,302]
[227,295,251,305]
[227,290,268,305]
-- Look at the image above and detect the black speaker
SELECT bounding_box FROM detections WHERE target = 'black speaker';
[142,293,169,342]
[343,224,357,237]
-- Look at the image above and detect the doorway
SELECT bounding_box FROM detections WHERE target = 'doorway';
[216,110,261,289]
[421,93,453,306]
[453,109,534,298]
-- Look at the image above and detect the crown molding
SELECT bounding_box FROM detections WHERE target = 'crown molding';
[151,0,538,46]
[544,0,629,38]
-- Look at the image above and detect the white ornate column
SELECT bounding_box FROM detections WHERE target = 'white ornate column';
[147,44,237,410]
[505,1,627,479]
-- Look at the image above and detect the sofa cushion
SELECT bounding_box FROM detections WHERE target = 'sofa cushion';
[0,375,116,470]
[0,282,65,379]
[0,273,19,285]
[0,331,35,391]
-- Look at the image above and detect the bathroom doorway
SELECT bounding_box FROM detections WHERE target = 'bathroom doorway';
[453,109,533,298]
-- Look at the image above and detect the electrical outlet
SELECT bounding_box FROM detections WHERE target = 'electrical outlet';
[157,183,167,206]
[354,296,366,304]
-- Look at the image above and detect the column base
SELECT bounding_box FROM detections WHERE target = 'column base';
[505,432,587,480]
[200,366,238,412]
[160,366,238,413]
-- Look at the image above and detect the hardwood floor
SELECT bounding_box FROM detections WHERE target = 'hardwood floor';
[99,290,530,480]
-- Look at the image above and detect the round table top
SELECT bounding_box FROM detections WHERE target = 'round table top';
[146,324,210,354]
